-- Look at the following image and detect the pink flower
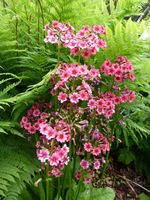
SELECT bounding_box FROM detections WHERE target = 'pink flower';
[82,25,90,32]
[32,108,40,117]
[129,91,135,102]
[49,153,60,166]
[40,124,50,135]
[56,131,67,143]
[90,69,100,78]
[46,127,56,140]
[76,30,86,38]
[97,38,107,49]
[50,77,55,84]
[79,90,89,101]
[114,76,122,82]
[60,70,70,81]
[96,106,104,115]
[88,99,97,109]
[92,147,101,156]
[70,48,79,56]
[76,171,82,180]
[105,110,114,118]
[114,96,121,105]
[58,92,68,103]
[70,67,80,77]
[85,177,91,183]
[62,144,69,153]
[52,20,60,28]
[129,72,135,81]
[40,112,48,119]
[62,156,69,165]
[51,88,56,96]
[80,159,89,169]
[79,64,88,75]
[93,160,100,169]
[24,122,31,130]
[93,25,106,35]
[37,149,50,163]
[115,69,123,77]
[81,50,91,59]
[69,92,79,104]
[28,126,36,134]
[53,168,62,177]
[21,116,28,124]
[97,99,105,107]
[84,142,93,152]
[82,80,92,94]
[78,40,87,49]
[120,94,128,103]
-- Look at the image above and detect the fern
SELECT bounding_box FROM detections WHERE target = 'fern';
[0,135,41,199]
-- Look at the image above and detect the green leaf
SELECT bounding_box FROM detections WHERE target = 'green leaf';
[139,193,150,200]
[54,194,63,200]
[77,187,115,200]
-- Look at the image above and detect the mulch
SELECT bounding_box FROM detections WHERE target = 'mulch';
[92,153,150,200]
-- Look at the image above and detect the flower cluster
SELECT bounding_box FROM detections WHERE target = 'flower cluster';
[100,56,135,82]
[44,21,107,58]
[21,21,136,185]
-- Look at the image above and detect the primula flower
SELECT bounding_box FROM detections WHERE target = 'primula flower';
[28,126,36,134]
[70,67,80,77]
[80,159,89,169]
[120,94,128,103]
[58,92,68,103]
[46,127,56,140]
[37,149,50,163]
[114,96,121,105]
[87,99,97,109]
[76,171,82,180]
[62,156,69,165]
[93,160,100,170]
[79,64,88,75]
[79,90,89,101]
[40,124,50,135]
[92,147,101,156]
[90,69,100,78]
[82,25,90,32]
[24,122,31,130]
[49,153,60,166]
[69,92,79,104]
[129,91,136,102]
[56,131,67,143]
[81,50,91,59]
[84,142,93,152]
[60,70,70,81]
[70,48,79,56]
[85,177,91,183]
[76,30,86,38]
[97,106,104,115]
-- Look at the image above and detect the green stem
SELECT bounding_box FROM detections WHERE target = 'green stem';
[99,126,115,188]
[46,163,50,200]
[68,137,72,200]
[57,46,61,67]
[58,177,61,199]
[50,179,54,200]
[78,52,81,65]
[62,166,67,199]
